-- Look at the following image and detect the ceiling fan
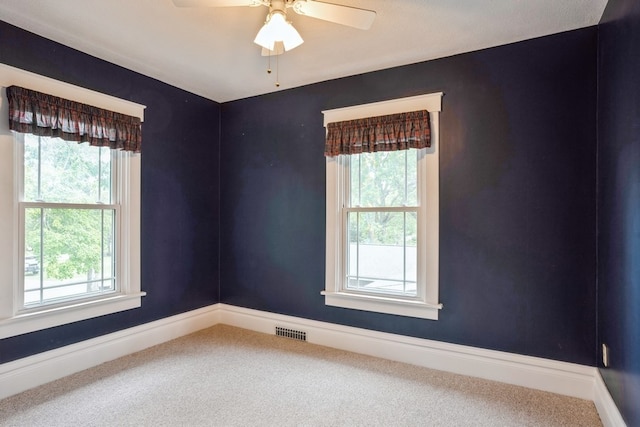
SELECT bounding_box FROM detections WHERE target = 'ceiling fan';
[172,0,376,55]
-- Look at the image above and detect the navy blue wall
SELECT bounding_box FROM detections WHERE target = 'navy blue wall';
[0,14,602,381]
[220,28,598,365]
[598,0,640,424]
[0,21,221,363]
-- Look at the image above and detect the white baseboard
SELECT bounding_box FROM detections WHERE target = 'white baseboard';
[0,303,626,426]
[220,304,596,397]
[219,304,625,427]
[593,370,628,427]
[0,304,220,400]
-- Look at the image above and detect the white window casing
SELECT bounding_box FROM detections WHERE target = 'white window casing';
[322,93,443,320]
[0,63,146,339]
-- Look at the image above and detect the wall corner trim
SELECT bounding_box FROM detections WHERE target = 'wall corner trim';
[0,304,625,426]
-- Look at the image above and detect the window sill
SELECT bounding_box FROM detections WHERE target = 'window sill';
[0,292,146,339]
[321,291,442,320]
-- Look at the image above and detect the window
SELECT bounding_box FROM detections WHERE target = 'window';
[20,134,117,308]
[345,149,419,297]
[322,93,442,320]
[0,64,145,338]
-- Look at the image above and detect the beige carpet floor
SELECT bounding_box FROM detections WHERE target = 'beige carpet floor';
[0,324,602,426]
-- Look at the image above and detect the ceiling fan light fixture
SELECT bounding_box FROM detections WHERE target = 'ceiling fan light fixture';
[262,42,285,56]
[254,10,303,52]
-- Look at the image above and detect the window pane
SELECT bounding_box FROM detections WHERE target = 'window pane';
[24,207,116,307]
[23,134,40,202]
[349,154,360,208]
[346,211,417,297]
[99,146,113,204]
[348,150,417,208]
[23,135,111,204]
[406,150,418,206]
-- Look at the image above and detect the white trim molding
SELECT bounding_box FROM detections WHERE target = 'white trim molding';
[0,303,626,426]
[0,63,146,119]
[220,304,624,426]
[220,305,594,399]
[322,92,443,126]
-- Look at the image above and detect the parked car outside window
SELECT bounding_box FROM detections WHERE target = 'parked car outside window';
[25,255,39,275]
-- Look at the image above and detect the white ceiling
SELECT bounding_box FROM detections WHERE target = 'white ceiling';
[0,0,608,103]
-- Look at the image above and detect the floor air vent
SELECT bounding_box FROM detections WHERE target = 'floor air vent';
[275,326,307,341]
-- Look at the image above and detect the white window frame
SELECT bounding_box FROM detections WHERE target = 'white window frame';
[322,93,443,320]
[0,64,146,339]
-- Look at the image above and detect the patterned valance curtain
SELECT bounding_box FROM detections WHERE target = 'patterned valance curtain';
[324,109,430,157]
[6,85,142,153]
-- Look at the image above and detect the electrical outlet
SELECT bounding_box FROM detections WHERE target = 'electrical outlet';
[602,343,610,367]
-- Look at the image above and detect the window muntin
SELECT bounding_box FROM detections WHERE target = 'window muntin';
[20,134,118,309]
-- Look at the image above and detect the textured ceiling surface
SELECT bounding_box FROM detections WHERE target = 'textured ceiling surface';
[0,0,608,102]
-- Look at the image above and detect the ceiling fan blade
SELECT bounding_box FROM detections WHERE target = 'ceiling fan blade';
[172,0,258,7]
[292,0,375,30]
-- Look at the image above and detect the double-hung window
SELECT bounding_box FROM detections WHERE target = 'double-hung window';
[20,133,118,307]
[0,67,145,338]
[323,93,443,320]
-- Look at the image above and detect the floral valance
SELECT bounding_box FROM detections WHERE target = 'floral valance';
[6,85,142,153]
[324,109,430,157]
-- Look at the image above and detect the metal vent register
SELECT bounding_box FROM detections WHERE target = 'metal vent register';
[275,326,307,341]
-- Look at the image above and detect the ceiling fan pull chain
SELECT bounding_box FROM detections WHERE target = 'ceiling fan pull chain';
[265,48,279,87]
[275,53,280,87]
[267,50,272,74]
